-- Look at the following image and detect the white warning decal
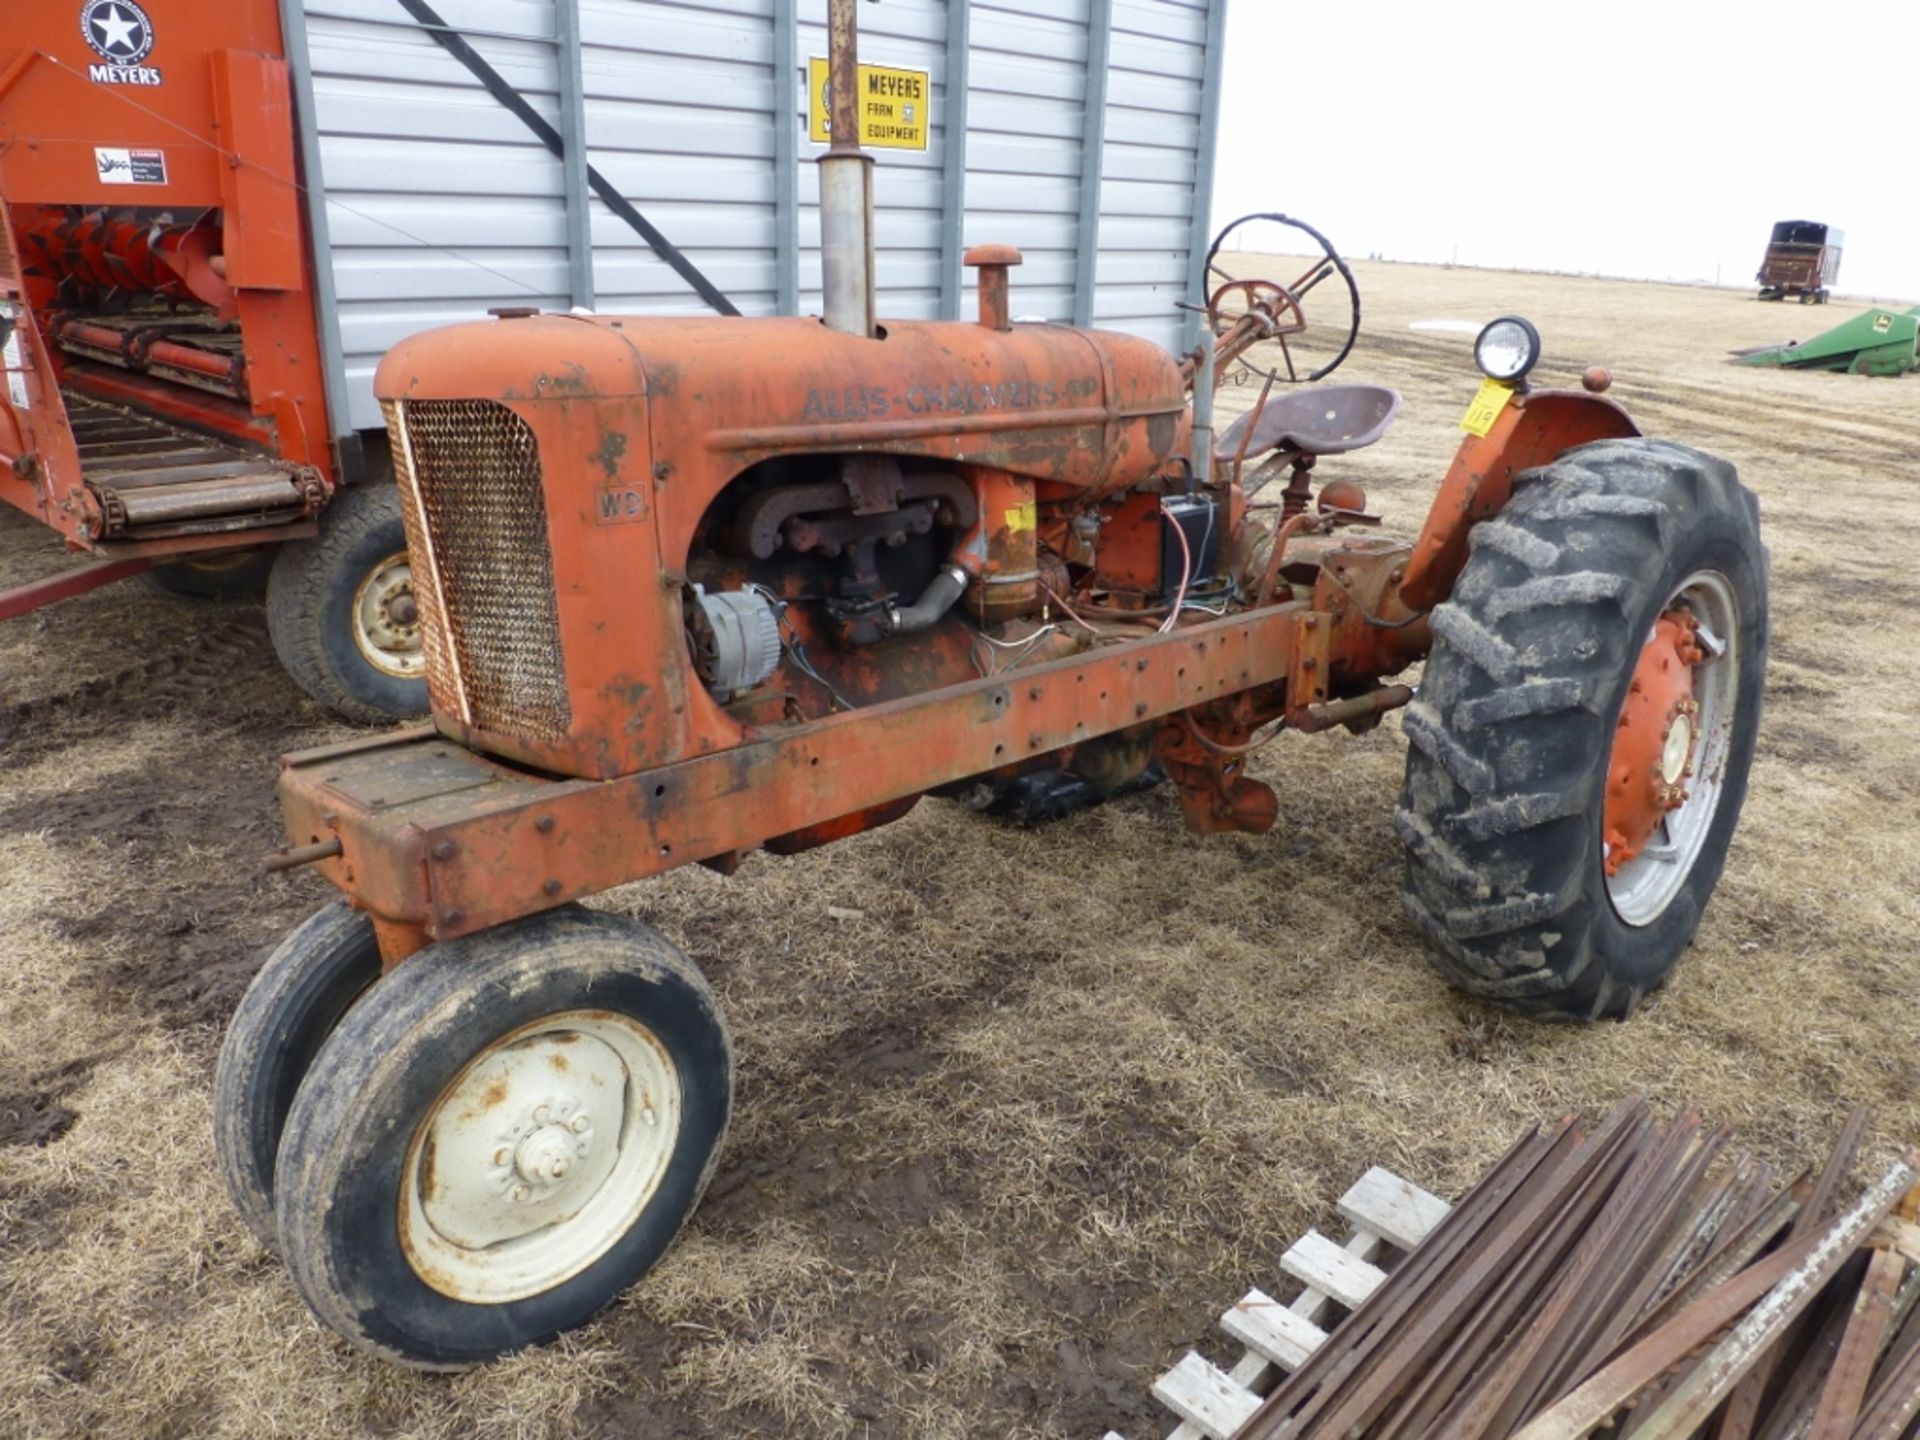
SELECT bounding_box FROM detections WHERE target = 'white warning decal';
[95,146,168,185]
[2,301,29,409]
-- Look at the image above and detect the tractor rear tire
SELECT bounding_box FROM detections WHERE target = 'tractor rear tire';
[273,906,733,1369]
[213,900,382,1250]
[266,482,428,723]
[1395,438,1766,1021]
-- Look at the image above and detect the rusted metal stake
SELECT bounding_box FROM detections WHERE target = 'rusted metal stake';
[1714,1104,1872,1440]
[1624,1153,1920,1440]
[1510,1230,1832,1440]
[1804,1245,1905,1440]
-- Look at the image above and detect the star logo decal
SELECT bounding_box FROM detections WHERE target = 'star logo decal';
[80,0,156,66]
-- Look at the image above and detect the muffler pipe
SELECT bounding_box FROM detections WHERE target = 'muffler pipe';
[1189,330,1214,496]
[819,0,876,337]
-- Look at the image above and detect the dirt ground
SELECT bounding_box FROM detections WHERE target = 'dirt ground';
[2,261,1917,1439]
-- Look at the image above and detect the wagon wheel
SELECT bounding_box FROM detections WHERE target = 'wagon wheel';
[266,469,429,724]
[146,547,274,599]
[1203,211,1361,384]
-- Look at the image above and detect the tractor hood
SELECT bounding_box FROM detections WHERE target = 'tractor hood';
[374,311,1191,491]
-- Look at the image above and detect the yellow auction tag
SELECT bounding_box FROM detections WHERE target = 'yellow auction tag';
[1005,500,1038,533]
[1459,378,1515,437]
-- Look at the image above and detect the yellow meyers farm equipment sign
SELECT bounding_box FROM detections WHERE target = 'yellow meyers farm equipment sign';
[807,57,929,150]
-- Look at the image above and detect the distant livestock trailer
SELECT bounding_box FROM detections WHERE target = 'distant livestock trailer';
[1756,219,1842,304]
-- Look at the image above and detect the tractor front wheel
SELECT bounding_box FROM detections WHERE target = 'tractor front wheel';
[213,900,383,1250]
[272,907,733,1368]
[1395,438,1766,1020]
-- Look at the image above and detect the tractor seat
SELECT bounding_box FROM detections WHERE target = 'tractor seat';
[1213,383,1402,462]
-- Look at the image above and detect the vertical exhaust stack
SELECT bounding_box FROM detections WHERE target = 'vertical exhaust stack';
[819,0,877,337]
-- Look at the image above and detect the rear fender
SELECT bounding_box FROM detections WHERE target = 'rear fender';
[1399,389,1638,611]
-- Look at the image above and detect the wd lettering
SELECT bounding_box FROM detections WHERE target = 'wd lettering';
[594,486,649,525]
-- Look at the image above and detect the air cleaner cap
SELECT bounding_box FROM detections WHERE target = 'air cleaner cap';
[1474,315,1542,382]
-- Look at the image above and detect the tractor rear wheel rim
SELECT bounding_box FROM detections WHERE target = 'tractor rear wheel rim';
[1605,570,1740,927]
[399,1009,683,1303]
[351,550,424,678]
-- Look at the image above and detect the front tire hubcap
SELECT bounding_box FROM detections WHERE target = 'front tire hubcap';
[400,1010,682,1303]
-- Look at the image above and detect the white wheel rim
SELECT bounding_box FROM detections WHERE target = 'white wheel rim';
[1605,570,1741,927]
[399,1009,683,1304]
[351,550,424,678]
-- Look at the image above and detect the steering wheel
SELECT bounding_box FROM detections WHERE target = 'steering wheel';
[1204,212,1361,384]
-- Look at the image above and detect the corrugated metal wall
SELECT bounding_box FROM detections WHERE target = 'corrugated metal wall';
[961,1,1091,327]
[583,0,783,316]
[1096,0,1212,345]
[290,0,1224,433]
[300,0,575,429]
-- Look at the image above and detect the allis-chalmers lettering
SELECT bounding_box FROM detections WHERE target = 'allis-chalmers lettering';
[801,378,1075,422]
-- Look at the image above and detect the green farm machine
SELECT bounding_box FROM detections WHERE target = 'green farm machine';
[1736,307,1920,378]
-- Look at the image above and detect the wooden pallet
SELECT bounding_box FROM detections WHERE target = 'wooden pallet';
[1102,1166,1453,1440]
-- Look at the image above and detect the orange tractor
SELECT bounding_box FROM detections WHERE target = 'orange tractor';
[219,0,1768,1368]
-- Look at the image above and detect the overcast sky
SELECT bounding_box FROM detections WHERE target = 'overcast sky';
[1214,2,1920,302]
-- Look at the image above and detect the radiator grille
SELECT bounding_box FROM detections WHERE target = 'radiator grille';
[386,398,570,741]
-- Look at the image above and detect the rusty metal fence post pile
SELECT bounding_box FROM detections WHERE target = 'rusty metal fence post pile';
[1121,1101,1920,1440]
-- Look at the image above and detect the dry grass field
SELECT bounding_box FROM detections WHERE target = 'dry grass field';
[2,260,1917,1439]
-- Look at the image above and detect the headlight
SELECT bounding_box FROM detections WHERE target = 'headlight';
[1474,316,1542,383]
